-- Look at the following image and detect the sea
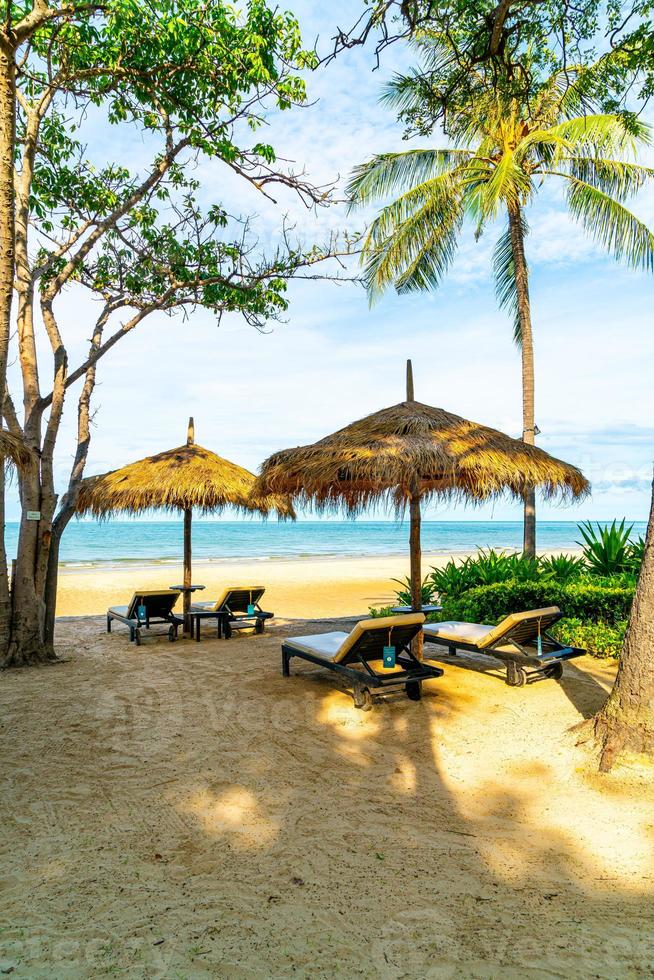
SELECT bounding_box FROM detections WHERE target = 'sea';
[4,520,647,570]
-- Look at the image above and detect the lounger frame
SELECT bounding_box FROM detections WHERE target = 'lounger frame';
[282,622,443,708]
[424,611,584,686]
[107,592,184,645]
[191,587,273,640]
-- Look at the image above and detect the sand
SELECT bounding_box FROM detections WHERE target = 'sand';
[54,552,454,620]
[1,608,653,978]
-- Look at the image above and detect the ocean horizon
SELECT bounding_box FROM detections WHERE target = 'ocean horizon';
[5,519,647,570]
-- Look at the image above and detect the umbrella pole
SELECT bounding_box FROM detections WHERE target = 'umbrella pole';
[409,487,423,660]
[183,507,192,637]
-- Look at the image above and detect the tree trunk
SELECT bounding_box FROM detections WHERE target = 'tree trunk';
[409,487,423,660]
[507,200,537,557]
[44,503,75,650]
[0,39,16,657]
[587,478,654,771]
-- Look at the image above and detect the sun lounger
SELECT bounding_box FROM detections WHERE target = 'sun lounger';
[107,590,183,645]
[423,606,584,686]
[189,586,273,640]
[281,613,443,709]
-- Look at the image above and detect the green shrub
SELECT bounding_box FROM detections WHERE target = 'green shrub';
[440,578,634,627]
[552,618,627,659]
[368,605,394,618]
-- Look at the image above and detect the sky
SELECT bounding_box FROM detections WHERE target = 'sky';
[6,1,654,523]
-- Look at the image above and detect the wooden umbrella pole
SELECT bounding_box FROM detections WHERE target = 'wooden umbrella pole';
[183,507,192,636]
[406,358,415,401]
[183,416,195,637]
[409,485,424,659]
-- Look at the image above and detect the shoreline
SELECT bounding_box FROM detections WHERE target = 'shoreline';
[53,548,582,619]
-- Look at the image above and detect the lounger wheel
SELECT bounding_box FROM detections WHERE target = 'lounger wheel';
[255,619,264,635]
[168,625,176,643]
[134,628,142,647]
[353,685,373,711]
[546,661,563,680]
[406,680,422,701]
[506,662,526,687]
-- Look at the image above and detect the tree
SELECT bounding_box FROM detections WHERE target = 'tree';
[0,0,350,668]
[328,0,653,113]
[581,477,654,770]
[347,58,654,554]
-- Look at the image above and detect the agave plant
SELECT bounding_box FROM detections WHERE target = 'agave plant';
[539,553,587,583]
[577,519,635,576]
[626,535,646,573]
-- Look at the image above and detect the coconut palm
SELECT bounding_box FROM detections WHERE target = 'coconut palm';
[347,62,654,556]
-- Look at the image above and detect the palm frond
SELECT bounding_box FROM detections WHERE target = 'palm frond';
[547,115,650,157]
[363,172,460,246]
[564,158,654,202]
[346,149,469,209]
[565,176,654,272]
[362,187,463,299]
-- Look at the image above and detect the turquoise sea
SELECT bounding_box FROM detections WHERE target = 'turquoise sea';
[4,520,647,569]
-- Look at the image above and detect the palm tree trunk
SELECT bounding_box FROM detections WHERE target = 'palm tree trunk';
[588,477,654,771]
[507,200,537,557]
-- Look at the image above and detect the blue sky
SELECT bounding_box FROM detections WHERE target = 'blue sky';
[6,1,653,523]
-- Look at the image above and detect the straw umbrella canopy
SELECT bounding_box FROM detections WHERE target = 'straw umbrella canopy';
[77,418,293,634]
[255,362,589,655]
[0,429,33,469]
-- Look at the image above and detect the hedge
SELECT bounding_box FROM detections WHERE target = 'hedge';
[552,618,627,659]
[439,579,634,627]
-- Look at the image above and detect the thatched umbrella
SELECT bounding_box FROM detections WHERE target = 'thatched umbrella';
[255,361,589,655]
[0,429,33,469]
[77,418,292,634]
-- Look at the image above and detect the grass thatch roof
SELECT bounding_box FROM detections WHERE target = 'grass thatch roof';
[0,429,34,470]
[77,443,294,518]
[255,400,589,514]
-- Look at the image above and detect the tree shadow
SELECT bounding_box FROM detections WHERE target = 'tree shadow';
[0,614,652,977]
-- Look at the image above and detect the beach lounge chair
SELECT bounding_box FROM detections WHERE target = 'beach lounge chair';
[107,590,183,645]
[423,606,584,686]
[281,613,443,709]
[189,586,272,640]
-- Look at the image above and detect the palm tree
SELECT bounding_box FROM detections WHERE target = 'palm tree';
[347,65,654,555]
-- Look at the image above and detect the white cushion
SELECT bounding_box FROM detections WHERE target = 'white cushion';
[284,631,349,661]
[423,621,494,647]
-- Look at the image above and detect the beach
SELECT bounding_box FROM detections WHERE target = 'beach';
[1,614,652,977]
[55,552,447,619]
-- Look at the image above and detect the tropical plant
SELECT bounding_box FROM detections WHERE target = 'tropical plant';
[538,553,587,583]
[626,535,646,573]
[347,50,654,556]
[577,519,635,576]
[391,575,439,607]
